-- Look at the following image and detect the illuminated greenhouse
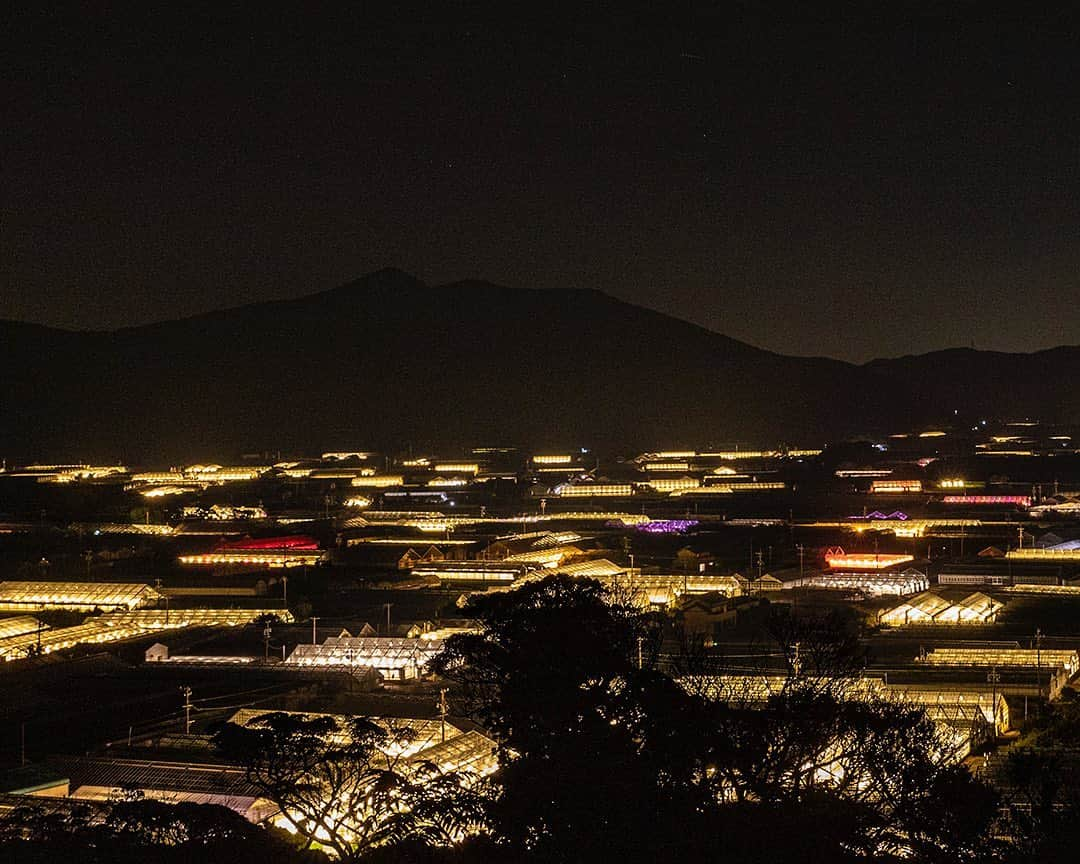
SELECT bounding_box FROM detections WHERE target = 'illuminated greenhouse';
[285,635,446,680]
[919,647,1079,675]
[0,581,161,612]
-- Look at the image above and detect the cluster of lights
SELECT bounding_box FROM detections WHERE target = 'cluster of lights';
[1007,548,1080,562]
[181,504,267,520]
[433,463,480,474]
[942,495,1031,506]
[870,480,923,493]
[879,592,1000,626]
[800,571,928,597]
[849,510,909,521]
[939,479,967,489]
[919,647,1079,675]
[532,455,573,465]
[427,477,468,488]
[643,461,691,472]
[646,477,701,492]
[555,483,633,497]
[0,607,293,661]
[0,581,160,612]
[825,548,914,570]
[350,475,404,488]
[635,520,700,534]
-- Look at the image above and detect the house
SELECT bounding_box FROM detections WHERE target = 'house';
[681,593,742,644]
[145,643,169,662]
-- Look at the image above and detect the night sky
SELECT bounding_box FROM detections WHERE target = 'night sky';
[4,3,1079,362]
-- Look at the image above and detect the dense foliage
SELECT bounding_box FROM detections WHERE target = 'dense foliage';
[431,575,1001,863]
[12,576,1080,862]
[0,797,314,864]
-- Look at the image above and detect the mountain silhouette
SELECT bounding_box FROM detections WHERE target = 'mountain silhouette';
[2,269,1077,463]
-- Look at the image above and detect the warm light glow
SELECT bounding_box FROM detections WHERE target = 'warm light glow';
[554,483,633,497]
[428,477,468,487]
[919,647,1078,675]
[433,463,480,474]
[825,550,914,570]
[350,475,404,488]
[532,455,573,465]
[801,572,928,596]
[0,581,160,612]
[879,592,1001,626]
[646,477,701,492]
[943,495,1031,506]
[1007,548,1080,561]
[870,479,922,493]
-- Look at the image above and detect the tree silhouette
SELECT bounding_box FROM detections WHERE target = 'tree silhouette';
[214,712,484,862]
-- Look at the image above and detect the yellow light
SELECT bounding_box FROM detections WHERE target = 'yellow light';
[433,463,480,474]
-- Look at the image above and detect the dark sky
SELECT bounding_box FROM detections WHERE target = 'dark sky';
[4,3,1079,362]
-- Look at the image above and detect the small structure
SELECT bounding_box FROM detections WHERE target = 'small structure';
[681,593,743,642]
[145,642,169,662]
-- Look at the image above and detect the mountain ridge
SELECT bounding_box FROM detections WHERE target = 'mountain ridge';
[1,269,1077,463]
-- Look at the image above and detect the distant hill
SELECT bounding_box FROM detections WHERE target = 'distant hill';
[1,269,1077,463]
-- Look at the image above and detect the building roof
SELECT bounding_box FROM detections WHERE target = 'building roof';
[0,581,159,609]
[49,755,262,799]
[0,615,48,639]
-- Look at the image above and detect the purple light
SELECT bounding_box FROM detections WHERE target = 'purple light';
[636,519,700,534]
[848,510,909,521]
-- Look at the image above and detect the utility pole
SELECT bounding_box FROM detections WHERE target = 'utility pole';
[437,688,449,742]
[987,667,1000,739]
[792,641,802,677]
[181,686,193,734]
[282,574,288,608]
[311,616,319,645]
[263,621,272,661]
[384,602,393,635]
[1035,627,1044,704]
[636,635,644,670]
